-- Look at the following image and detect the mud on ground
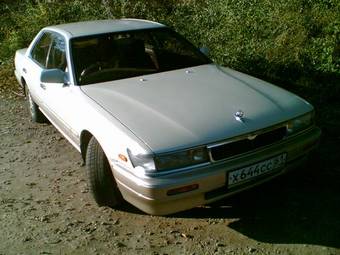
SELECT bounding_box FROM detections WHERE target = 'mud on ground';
[0,92,340,255]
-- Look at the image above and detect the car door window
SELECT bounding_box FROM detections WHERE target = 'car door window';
[31,32,67,71]
[30,33,53,67]
[47,34,67,71]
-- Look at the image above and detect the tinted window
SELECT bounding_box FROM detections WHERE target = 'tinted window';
[31,33,52,67]
[47,34,67,70]
[71,28,211,85]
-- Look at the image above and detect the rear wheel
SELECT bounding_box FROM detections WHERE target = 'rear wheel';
[25,85,46,123]
[86,137,123,207]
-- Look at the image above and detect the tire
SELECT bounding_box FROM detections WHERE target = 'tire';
[86,137,123,207]
[25,85,46,123]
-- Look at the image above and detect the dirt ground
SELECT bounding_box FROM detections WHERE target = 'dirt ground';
[1,91,340,255]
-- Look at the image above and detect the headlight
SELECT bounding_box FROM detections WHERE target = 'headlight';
[287,112,314,135]
[127,149,156,173]
[155,147,209,171]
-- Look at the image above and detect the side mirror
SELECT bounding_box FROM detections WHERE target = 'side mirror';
[40,69,66,84]
[200,46,210,56]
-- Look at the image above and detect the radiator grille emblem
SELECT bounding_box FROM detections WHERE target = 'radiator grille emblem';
[234,110,245,122]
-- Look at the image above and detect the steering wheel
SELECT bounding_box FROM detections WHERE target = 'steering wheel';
[79,62,105,82]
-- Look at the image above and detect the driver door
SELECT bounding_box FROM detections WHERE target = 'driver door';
[40,32,80,146]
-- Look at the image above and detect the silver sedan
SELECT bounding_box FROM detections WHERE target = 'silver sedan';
[14,19,321,215]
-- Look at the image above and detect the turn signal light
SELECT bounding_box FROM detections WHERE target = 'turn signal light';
[118,154,128,162]
[167,184,199,196]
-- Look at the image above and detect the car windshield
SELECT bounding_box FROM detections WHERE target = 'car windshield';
[71,27,212,85]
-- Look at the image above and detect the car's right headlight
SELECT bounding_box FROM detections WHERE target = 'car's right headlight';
[127,149,156,174]
[127,147,209,174]
[287,111,314,135]
[154,147,209,171]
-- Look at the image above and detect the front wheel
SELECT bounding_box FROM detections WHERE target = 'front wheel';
[25,85,46,123]
[86,137,123,207]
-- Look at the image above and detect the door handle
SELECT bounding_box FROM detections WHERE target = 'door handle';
[23,68,27,74]
[40,83,46,90]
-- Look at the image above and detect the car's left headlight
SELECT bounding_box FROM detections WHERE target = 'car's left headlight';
[155,147,209,171]
[287,111,314,135]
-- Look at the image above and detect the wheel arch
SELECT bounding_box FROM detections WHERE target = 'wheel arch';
[21,77,27,94]
[80,130,93,162]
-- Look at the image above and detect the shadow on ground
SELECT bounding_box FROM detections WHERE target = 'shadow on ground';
[172,139,340,249]
[118,140,340,249]
[168,77,340,249]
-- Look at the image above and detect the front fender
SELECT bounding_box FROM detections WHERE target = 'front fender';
[77,91,151,171]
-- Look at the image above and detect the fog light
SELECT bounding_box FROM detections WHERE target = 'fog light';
[167,184,199,196]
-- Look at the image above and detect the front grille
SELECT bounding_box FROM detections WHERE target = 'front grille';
[209,127,286,161]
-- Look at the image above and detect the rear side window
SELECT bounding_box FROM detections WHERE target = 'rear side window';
[30,33,53,67]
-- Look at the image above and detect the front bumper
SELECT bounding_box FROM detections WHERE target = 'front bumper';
[112,127,321,215]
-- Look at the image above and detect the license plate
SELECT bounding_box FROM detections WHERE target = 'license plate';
[228,154,287,186]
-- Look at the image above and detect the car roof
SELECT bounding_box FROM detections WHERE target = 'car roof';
[45,19,165,38]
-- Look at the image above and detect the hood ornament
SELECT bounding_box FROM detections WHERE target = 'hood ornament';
[234,110,245,122]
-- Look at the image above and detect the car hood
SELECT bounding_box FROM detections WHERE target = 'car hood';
[81,64,312,153]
